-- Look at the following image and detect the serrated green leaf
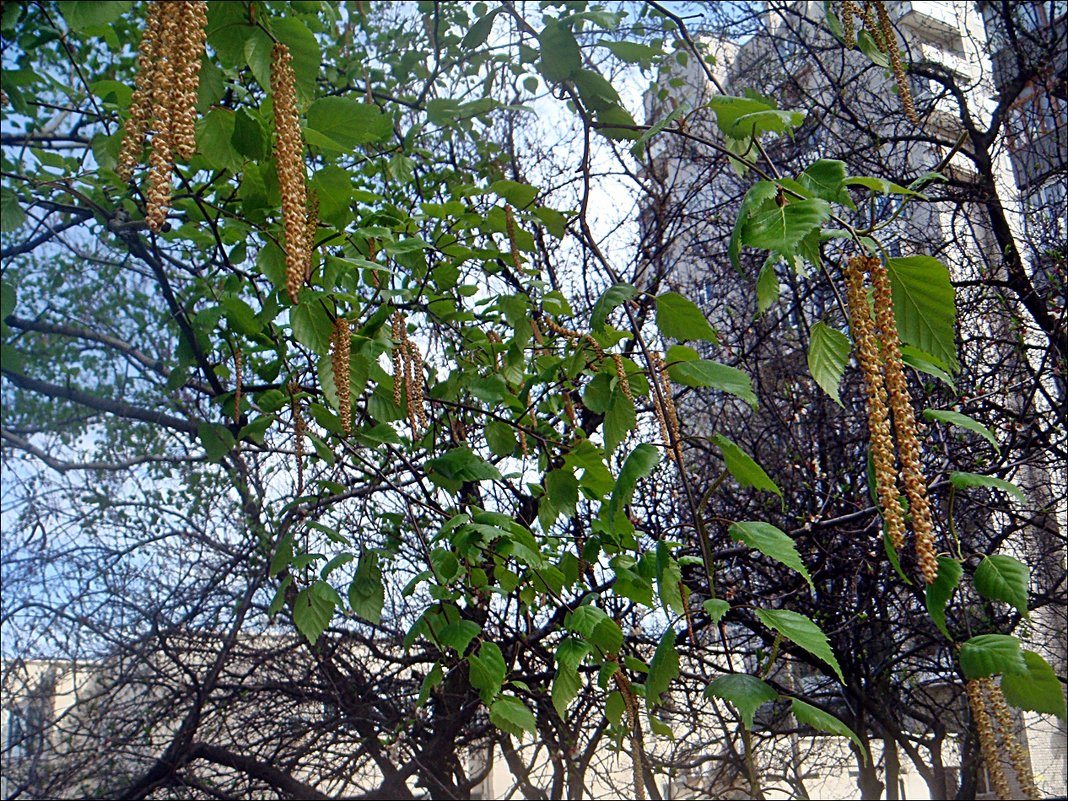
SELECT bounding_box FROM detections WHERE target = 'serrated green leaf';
[886,256,958,372]
[791,698,867,763]
[730,522,814,590]
[0,188,26,233]
[844,176,925,197]
[646,628,679,708]
[490,695,537,739]
[704,599,730,624]
[900,345,956,391]
[606,443,660,525]
[712,435,781,497]
[293,581,336,644]
[925,557,962,640]
[655,291,718,343]
[807,321,850,406]
[949,472,1026,504]
[960,634,1028,679]
[439,619,481,655]
[756,259,780,313]
[705,674,777,729]
[348,551,384,624]
[730,181,778,270]
[755,608,844,683]
[667,359,756,408]
[538,19,580,82]
[923,409,998,454]
[656,541,685,616]
[591,283,635,331]
[603,387,636,455]
[974,555,1029,618]
[197,422,234,463]
[461,7,500,49]
[741,199,831,257]
[290,297,333,352]
[470,641,507,704]
[1001,651,1067,719]
[306,98,391,151]
[57,0,132,31]
[797,159,851,205]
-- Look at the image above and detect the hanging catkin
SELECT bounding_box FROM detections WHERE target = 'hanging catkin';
[985,679,1042,800]
[868,256,937,583]
[966,679,1013,800]
[844,256,907,551]
[271,43,309,305]
[117,1,208,231]
[872,1,920,125]
[332,318,352,434]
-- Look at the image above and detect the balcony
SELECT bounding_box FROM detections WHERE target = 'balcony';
[1009,127,1067,189]
[990,12,1068,93]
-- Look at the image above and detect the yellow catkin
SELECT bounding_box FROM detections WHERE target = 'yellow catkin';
[233,347,242,425]
[985,679,1042,800]
[844,256,907,550]
[841,0,857,44]
[648,352,673,460]
[518,427,528,457]
[583,334,605,366]
[406,338,427,431]
[543,316,582,339]
[288,381,305,496]
[144,0,179,233]
[651,350,681,462]
[612,353,633,401]
[868,256,937,582]
[118,1,164,181]
[271,43,309,305]
[872,1,920,125]
[563,389,577,429]
[486,330,502,370]
[332,318,352,434]
[392,313,406,407]
[170,1,208,161]
[967,679,1013,800]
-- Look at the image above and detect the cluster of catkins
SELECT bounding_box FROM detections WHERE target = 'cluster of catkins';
[118,0,208,232]
[270,43,314,305]
[966,678,1042,800]
[839,0,920,125]
[391,313,427,436]
[844,254,938,584]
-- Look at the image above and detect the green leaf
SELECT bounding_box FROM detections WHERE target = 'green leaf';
[306,98,391,151]
[655,291,718,343]
[599,39,659,67]
[730,181,777,270]
[591,283,635,331]
[949,472,1026,504]
[485,419,517,457]
[294,581,336,644]
[424,447,502,492]
[231,108,265,160]
[594,105,641,140]
[901,345,957,391]
[417,662,444,706]
[491,179,538,208]
[668,359,757,408]
[886,256,958,372]
[196,108,242,171]
[856,29,890,67]
[461,7,500,49]
[606,443,660,525]
[470,641,507,704]
[538,19,581,82]
[711,435,781,497]
[756,260,780,313]
[1001,651,1068,720]
[797,159,850,205]
[348,551,384,624]
[656,542,685,616]
[844,176,925,197]
[741,199,831,257]
[729,522,814,590]
[490,695,537,739]
[573,69,622,112]
[959,634,1028,679]
[646,628,679,708]
[1,280,16,321]
[290,296,334,353]
[925,557,962,640]
[197,422,234,463]
[57,0,132,30]
[883,527,911,584]
[439,619,481,655]
[755,608,844,683]
[705,674,776,729]
[791,699,868,763]
[602,388,636,455]
[974,555,1030,618]
[703,599,730,624]
[923,409,999,455]
[807,321,850,406]
[706,95,799,139]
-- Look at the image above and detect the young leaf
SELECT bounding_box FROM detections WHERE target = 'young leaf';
[755,608,844,683]
[537,19,581,82]
[923,409,999,455]
[348,551,384,624]
[705,674,776,729]
[791,699,868,763]
[602,388,636,455]
[711,435,782,497]
[461,7,501,49]
[797,159,850,205]
[741,199,831,257]
[886,256,959,373]
[703,599,730,625]
[469,642,507,704]
[606,443,660,525]
[591,283,636,331]
[807,321,850,406]
[959,634,1028,679]
[305,97,391,150]
[1001,651,1068,720]
[925,557,962,640]
[294,581,336,645]
[730,181,778,270]
[756,259,780,313]
[490,695,537,739]
[197,423,235,463]
[646,628,679,708]
[729,521,814,590]
[439,619,481,655]
[668,360,757,408]
[655,291,718,343]
[973,555,1030,618]
[949,472,1027,505]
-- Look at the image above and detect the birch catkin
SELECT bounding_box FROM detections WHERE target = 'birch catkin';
[271,43,309,305]
[967,679,1013,800]
[986,679,1042,800]
[844,256,907,551]
[332,318,352,434]
[873,0,920,125]
[869,256,937,583]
